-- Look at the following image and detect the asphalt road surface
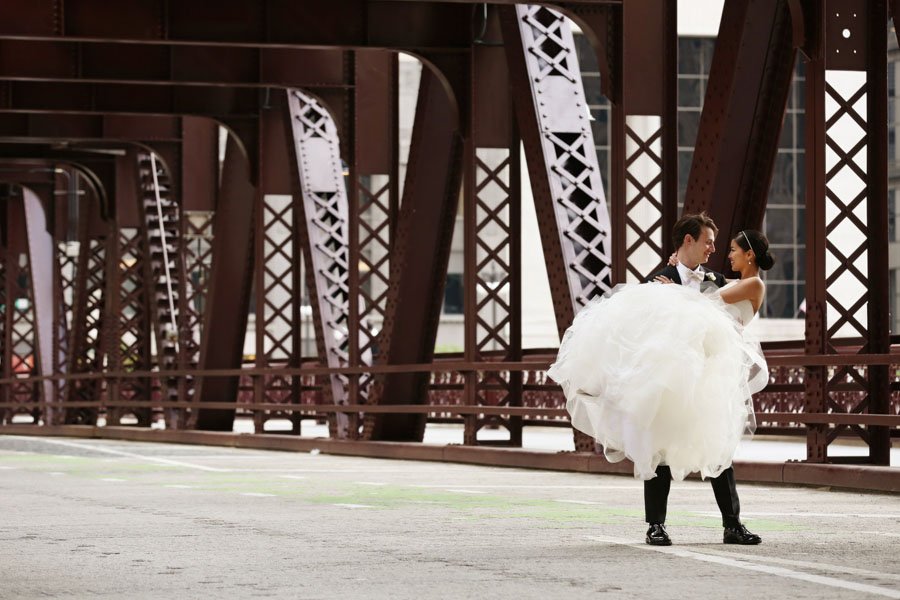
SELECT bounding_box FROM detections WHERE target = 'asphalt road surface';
[1,435,898,599]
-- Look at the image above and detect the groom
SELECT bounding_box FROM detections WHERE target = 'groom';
[643,212,762,546]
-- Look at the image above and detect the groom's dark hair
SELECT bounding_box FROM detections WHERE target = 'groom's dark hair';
[672,212,719,250]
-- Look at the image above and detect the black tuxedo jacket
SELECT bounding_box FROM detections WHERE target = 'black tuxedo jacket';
[646,264,727,288]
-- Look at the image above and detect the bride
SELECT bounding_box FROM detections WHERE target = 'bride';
[548,228,774,482]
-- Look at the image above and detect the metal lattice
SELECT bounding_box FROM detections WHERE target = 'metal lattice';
[109,227,152,426]
[466,149,520,444]
[180,210,214,424]
[261,196,295,364]
[67,238,106,416]
[285,89,373,437]
[8,251,40,420]
[255,194,298,430]
[821,71,872,444]
[358,174,392,396]
[623,117,666,282]
[54,243,77,421]
[516,5,614,307]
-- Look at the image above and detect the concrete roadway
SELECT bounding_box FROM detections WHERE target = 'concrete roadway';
[0,435,898,599]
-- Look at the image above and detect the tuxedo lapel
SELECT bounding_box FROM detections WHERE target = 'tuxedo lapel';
[660,265,682,285]
[646,264,685,285]
[699,266,726,288]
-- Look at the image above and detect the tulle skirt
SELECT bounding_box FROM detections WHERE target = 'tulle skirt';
[547,283,767,481]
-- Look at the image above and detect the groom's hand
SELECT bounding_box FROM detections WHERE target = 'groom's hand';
[654,275,674,284]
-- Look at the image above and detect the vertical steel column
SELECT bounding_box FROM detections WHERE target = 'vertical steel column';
[106,152,152,426]
[464,7,523,446]
[805,0,890,464]
[609,0,678,282]
[52,170,75,424]
[65,192,106,424]
[5,193,41,422]
[500,5,612,451]
[254,94,300,434]
[180,117,218,429]
[354,50,398,436]
[362,66,465,442]
[865,0,891,465]
[194,132,257,431]
[682,0,797,274]
[344,52,362,437]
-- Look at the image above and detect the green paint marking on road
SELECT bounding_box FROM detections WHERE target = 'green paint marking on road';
[0,454,93,465]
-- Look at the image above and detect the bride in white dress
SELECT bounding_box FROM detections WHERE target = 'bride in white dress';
[548,230,774,481]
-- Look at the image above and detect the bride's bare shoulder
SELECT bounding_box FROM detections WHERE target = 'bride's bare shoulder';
[719,276,765,305]
[746,276,765,290]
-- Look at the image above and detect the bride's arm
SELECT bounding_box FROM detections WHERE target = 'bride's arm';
[718,277,765,312]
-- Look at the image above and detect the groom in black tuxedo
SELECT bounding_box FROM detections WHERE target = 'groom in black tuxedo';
[643,212,762,546]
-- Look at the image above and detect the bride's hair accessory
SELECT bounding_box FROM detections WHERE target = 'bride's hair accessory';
[740,230,755,257]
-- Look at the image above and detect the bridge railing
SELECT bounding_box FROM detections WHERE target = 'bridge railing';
[1,343,898,450]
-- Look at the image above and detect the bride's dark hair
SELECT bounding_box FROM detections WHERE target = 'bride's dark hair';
[734,229,775,271]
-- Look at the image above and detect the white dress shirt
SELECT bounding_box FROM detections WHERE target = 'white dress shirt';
[676,262,705,291]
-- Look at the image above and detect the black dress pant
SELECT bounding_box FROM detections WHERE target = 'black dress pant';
[644,465,741,528]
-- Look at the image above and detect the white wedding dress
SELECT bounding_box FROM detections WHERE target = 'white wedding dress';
[547,281,768,481]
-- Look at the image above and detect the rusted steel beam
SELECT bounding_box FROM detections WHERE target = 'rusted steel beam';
[0,114,257,188]
[682,0,797,274]
[352,51,399,438]
[0,81,261,118]
[355,51,396,176]
[176,118,217,429]
[803,0,891,465]
[463,7,523,446]
[0,0,475,49]
[65,183,107,425]
[193,133,256,431]
[862,0,890,465]
[181,117,218,212]
[2,194,41,421]
[606,0,678,282]
[0,114,183,146]
[0,40,348,88]
[363,66,464,442]
[248,91,303,434]
[104,149,153,426]
[0,151,115,221]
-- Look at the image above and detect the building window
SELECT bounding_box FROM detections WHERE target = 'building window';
[443,273,464,315]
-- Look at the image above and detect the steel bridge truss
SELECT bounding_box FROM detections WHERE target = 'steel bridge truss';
[0,0,895,470]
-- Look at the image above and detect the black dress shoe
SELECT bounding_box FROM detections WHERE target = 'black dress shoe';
[723,523,762,545]
[646,523,672,546]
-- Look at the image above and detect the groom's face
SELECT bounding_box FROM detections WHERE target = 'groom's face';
[687,226,716,265]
